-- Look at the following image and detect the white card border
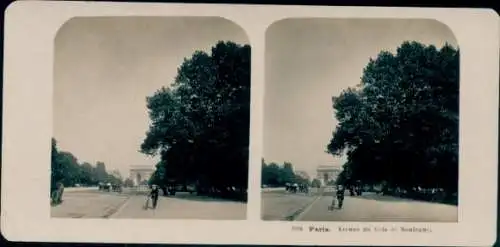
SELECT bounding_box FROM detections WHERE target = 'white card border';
[2,1,499,246]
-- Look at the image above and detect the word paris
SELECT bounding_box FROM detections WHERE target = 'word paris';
[296,225,432,233]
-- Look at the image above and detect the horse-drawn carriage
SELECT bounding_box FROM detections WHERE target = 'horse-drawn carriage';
[98,182,110,191]
[285,183,297,193]
[98,182,122,192]
[346,180,363,196]
[299,183,309,193]
[285,183,309,194]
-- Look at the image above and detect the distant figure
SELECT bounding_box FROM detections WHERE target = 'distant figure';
[51,182,64,205]
[113,184,122,193]
[285,183,291,192]
[161,185,168,196]
[299,184,309,194]
[356,186,362,196]
[349,186,355,196]
[149,184,160,209]
[336,185,345,209]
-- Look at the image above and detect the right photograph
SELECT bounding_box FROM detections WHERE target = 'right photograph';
[261,18,459,222]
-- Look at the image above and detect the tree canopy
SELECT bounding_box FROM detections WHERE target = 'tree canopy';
[51,138,123,192]
[327,41,459,193]
[261,159,311,187]
[140,41,251,197]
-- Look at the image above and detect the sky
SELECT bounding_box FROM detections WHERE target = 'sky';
[263,19,458,178]
[53,17,249,178]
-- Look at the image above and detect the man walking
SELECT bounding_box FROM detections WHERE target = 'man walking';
[144,184,160,210]
[51,182,64,206]
[150,184,160,209]
[336,184,345,209]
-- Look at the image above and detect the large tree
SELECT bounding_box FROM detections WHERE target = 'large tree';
[80,162,96,185]
[327,41,459,193]
[140,41,251,198]
[56,151,81,186]
[261,162,283,187]
[261,160,307,187]
[51,138,123,192]
[281,162,296,184]
[94,161,108,182]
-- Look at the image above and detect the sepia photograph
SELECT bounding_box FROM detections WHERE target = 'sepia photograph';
[262,18,460,222]
[50,16,251,220]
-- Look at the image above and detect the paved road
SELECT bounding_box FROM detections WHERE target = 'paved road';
[261,187,322,221]
[262,188,458,222]
[51,190,129,218]
[52,189,246,220]
[112,192,246,220]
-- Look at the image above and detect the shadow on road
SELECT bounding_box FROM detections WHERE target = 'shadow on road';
[171,192,246,203]
[264,191,317,197]
[353,192,458,207]
[354,193,416,202]
[51,191,131,218]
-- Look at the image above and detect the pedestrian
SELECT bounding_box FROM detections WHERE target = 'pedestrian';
[336,184,346,209]
[51,182,64,205]
[149,184,160,209]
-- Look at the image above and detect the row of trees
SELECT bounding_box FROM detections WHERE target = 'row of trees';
[327,41,459,196]
[51,138,123,193]
[261,159,320,187]
[140,41,251,200]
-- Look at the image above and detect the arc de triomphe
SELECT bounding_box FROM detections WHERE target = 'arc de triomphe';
[129,165,154,186]
[316,165,342,186]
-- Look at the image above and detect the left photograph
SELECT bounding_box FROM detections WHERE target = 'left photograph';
[50,17,251,220]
